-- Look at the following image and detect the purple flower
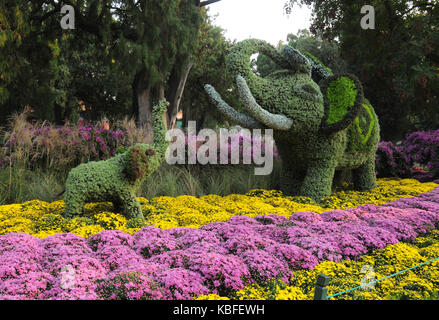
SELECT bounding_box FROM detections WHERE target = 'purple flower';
[187,252,251,294]
[265,243,318,270]
[291,236,343,262]
[0,272,55,299]
[88,230,135,251]
[96,245,143,272]
[288,211,323,227]
[155,268,210,300]
[134,227,178,258]
[96,271,163,300]
[241,249,293,284]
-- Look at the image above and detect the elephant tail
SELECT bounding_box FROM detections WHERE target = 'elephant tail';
[152,99,170,159]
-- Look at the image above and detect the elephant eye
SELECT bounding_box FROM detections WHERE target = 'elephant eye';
[301,84,319,95]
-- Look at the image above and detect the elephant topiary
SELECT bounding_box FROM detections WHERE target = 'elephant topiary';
[62,100,170,220]
[205,39,380,201]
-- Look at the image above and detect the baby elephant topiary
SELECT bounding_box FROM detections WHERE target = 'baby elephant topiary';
[62,100,169,221]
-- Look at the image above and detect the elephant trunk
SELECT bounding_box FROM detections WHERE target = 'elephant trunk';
[226,39,289,106]
[235,76,293,131]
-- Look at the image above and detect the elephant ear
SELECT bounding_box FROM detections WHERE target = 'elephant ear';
[319,73,365,135]
[125,145,149,182]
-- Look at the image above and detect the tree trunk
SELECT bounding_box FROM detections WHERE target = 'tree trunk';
[133,59,193,142]
[182,99,191,129]
[132,68,165,144]
[54,103,72,125]
[54,103,64,126]
[166,60,194,129]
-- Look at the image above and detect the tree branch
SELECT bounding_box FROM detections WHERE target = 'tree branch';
[402,2,435,16]
[200,0,222,7]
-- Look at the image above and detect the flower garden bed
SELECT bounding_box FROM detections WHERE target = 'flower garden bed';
[0,178,439,300]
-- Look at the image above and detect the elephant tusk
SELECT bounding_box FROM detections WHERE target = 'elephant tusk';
[204,84,265,129]
[236,76,294,131]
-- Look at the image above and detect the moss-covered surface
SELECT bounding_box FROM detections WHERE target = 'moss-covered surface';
[205,39,380,201]
[319,73,365,134]
[63,100,169,221]
[326,76,358,124]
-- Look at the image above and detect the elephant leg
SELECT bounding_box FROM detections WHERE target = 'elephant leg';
[300,161,336,201]
[353,156,377,191]
[118,192,145,221]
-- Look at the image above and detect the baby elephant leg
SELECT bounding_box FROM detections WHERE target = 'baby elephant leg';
[117,192,145,220]
[63,191,85,219]
[353,156,377,191]
[300,162,336,201]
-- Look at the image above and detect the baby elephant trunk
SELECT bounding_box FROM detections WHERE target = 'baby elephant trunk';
[53,189,65,200]
[152,99,170,160]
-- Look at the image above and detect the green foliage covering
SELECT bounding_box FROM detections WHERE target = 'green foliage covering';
[256,52,282,78]
[326,76,357,124]
[63,100,169,221]
[224,39,322,130]
[347,100,380,153]
[125,146,149,183]
[319,73,365,135]
[206,39,380,201]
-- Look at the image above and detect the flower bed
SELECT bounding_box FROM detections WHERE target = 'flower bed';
[0,179,436,238]
[376,129,439,182]
[210,230,439,300]
[0,179,438,300]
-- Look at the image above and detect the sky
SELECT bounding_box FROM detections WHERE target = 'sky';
[206,0,313,46]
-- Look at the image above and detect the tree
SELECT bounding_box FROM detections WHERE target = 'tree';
[47,0,203,141]
[181,10,237,129]
[0,0,225,137]
[56,32,133,123]
[0,1,132,124]
[0,1,62,122]
[287,0,439,140]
